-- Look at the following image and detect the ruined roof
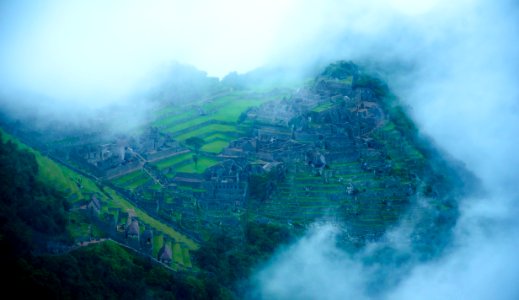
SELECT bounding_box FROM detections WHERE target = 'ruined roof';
[127,219,140,236]
[157,243,172,262]
[262,161,283,172]
[89,195,101,211]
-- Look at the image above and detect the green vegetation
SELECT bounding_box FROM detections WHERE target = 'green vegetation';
[0,132,220,299]
[194,222,291,289]
[0,134,292,298]
[312,101,335,112]
[133,87,290,197]
[7,241,231,299]
[122,173,151,190]
[104,187,198,250]
[112,170,143,185]
[185,136,206,153]
[200,140,229,153]
[0,134,71,248]
[1,129,94,203]
[0,60,466,298]
[321,61,359,79]
[152,152,192,170]
[249,171,279,201]
[1,129,198,252]
[176,124,242,140]
[176,156,219,174]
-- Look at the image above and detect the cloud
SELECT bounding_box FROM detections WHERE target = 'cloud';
[250,0,519,299]
[253,224,370,300]
[0,0,293,108]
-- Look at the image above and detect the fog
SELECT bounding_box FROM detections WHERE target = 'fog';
[1,0,518,299]
[250,0,519,299]
[0,0,289,108]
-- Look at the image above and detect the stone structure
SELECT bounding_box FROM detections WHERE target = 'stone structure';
[157,240,173,264]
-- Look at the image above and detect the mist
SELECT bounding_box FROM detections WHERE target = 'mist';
[250,0,519,299]
[1,0,518,298]
[0,0,289,107]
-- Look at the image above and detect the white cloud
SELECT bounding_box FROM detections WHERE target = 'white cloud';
[250,0,519,299]
[0,0,293,107]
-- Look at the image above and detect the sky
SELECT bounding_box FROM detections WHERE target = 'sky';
[1,0,519,299]
[0,0,291,107]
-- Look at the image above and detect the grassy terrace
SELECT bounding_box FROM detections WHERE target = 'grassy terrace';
[152,152,193,170]
[156,92,271,133]
[312,101,335,112]
[1,129,198,262]
[204,133,234,142]
[146,89,282,179]
[200,140,229,153]
[374,121,425,168]
[175,124,242,140]
[112,170,143,184]
[340,76,353,85]
[257,151,397,227]
[112,170,152,190]
[112,92,273,186]
[176,156,219,174]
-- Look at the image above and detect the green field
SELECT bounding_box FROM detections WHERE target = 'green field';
[176,156,219,174]
[144,89,286,184]
[152,152,192,170]
[200,140,229,153]
[204,133,235,142]
[112,170,143,185]
[176,124,242,140]
[312,101,335,112]
[156,92,274,136]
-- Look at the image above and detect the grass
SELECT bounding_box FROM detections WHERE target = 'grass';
[173,243,184,265]
[312,101,335,112]
[120,172,151,190]
[200,140,229,153]
[204,133,235,143]
[176,156,219,174]
[163,115,216,134]
[153,110,198,128]
[152,152,192,170]
[103,187,198,250]
[1,128,198,252]
[176,124,242,141]
[157,92,273,136]
[112,170,144,185]
[152,235,163,257]
[2,130,102,203]
[182,248,192,267]
[340,76,353,85]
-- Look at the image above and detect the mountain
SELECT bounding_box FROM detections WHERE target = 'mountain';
[0,61,474,298]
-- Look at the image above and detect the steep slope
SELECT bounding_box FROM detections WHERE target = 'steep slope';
[245,62,466,254]
[0,61,474,298]
[0,129,198,269]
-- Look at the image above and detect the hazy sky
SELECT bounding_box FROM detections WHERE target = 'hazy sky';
[1,0,518,299]
[0,0,448,108]
[0,0,290,106]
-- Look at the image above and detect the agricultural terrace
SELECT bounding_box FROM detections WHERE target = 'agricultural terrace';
[0,129,197,269]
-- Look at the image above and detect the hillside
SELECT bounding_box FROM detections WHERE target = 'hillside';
[0,129,198,269]
[0,61,472,297]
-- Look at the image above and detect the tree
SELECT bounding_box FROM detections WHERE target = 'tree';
[192,154,199,168]
[185,137,205,154]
